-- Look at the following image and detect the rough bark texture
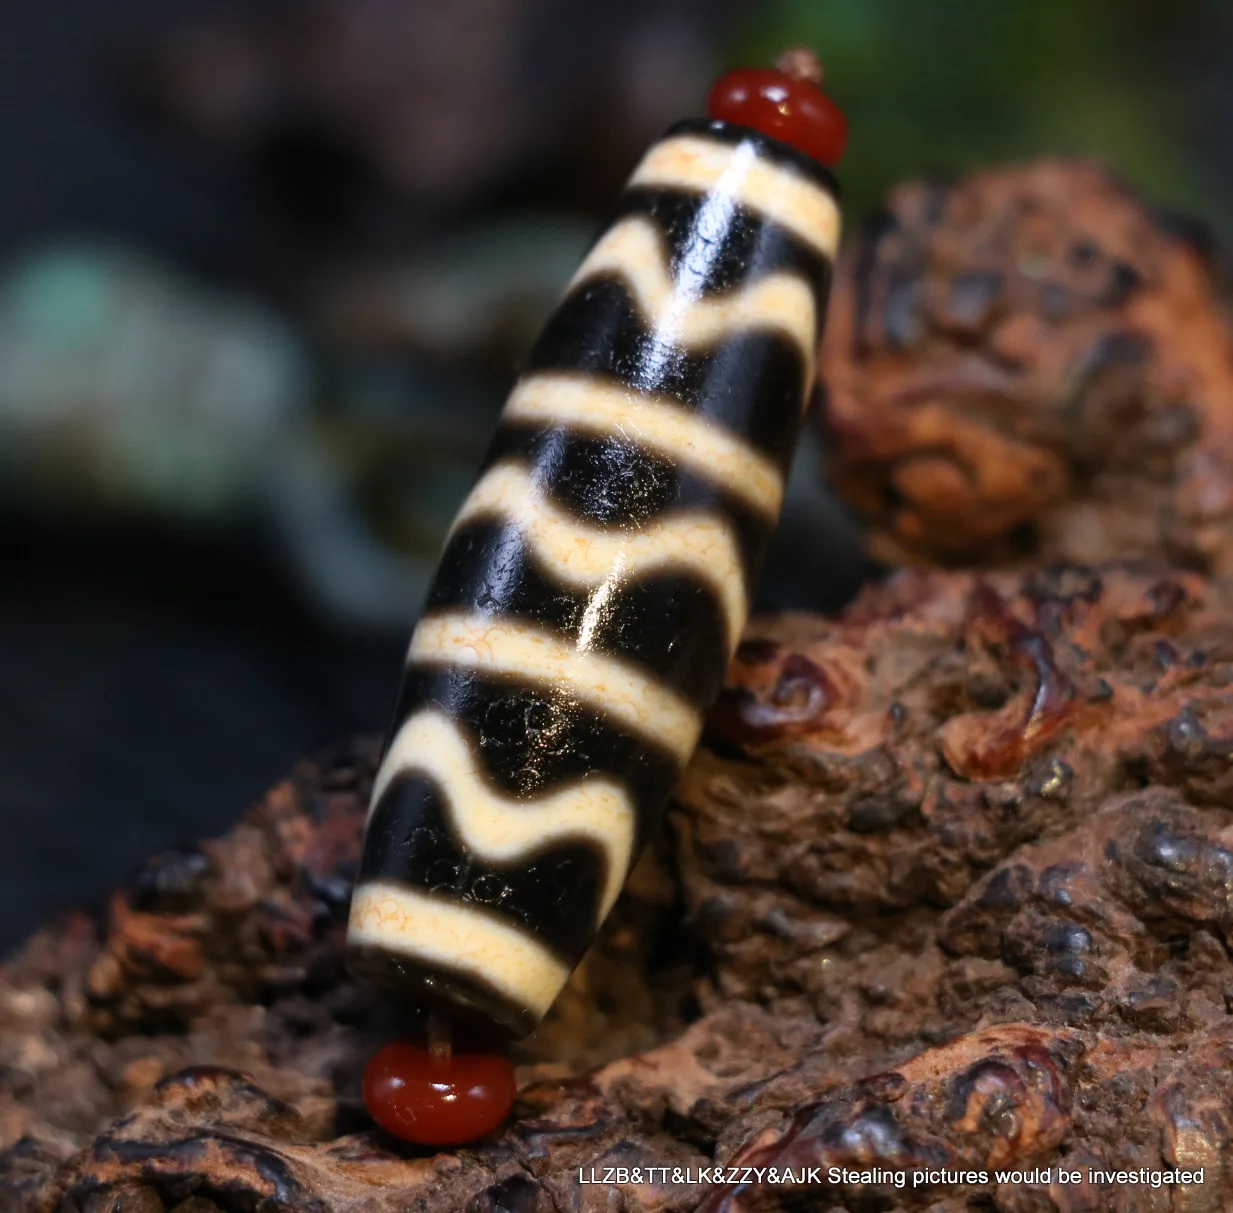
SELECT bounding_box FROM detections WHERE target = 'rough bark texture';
[5,563,1233,1212]
[820,160,1233,573]
[6,163,1233,1213]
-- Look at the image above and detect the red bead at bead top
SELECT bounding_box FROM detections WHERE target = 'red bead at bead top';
[363,1038,517,1146]
[706,67,847,168]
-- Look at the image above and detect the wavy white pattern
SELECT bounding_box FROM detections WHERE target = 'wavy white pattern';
[349,881,570,1018]
[409,610,702,762]
[569,215,817,373]
[371,708,635,919]
[453,461,747,652]
[504,372,784,519]
[629,135,841,259]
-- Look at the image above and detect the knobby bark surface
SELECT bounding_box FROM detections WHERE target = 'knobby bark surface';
[6,163,1233,1213]
[820,160,1233,574]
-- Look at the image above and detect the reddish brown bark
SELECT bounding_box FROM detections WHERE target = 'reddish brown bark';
[3,565,1233,1212]
[820,161,1233,574]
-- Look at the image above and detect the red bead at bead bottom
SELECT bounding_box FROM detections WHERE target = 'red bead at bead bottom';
[364,1038,517,1146]
[707,67,847,168]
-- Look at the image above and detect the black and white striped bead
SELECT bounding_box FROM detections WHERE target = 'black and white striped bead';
[345,118,841,1036]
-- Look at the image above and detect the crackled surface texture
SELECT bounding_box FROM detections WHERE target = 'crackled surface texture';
[4,559,1233,1212]
[820,160,1233,572]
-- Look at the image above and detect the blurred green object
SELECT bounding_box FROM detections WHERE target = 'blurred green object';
[0,245,309,519]
[734,0,1218,229]
[0,243,468,630]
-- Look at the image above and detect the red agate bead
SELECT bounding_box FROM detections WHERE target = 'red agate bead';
[707,67,847,167]
[363,1038,517,1146]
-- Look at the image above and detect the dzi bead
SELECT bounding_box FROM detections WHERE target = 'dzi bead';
[346,116,843,1038]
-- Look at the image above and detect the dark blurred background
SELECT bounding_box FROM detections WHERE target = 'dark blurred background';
[3,0,1233,954]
